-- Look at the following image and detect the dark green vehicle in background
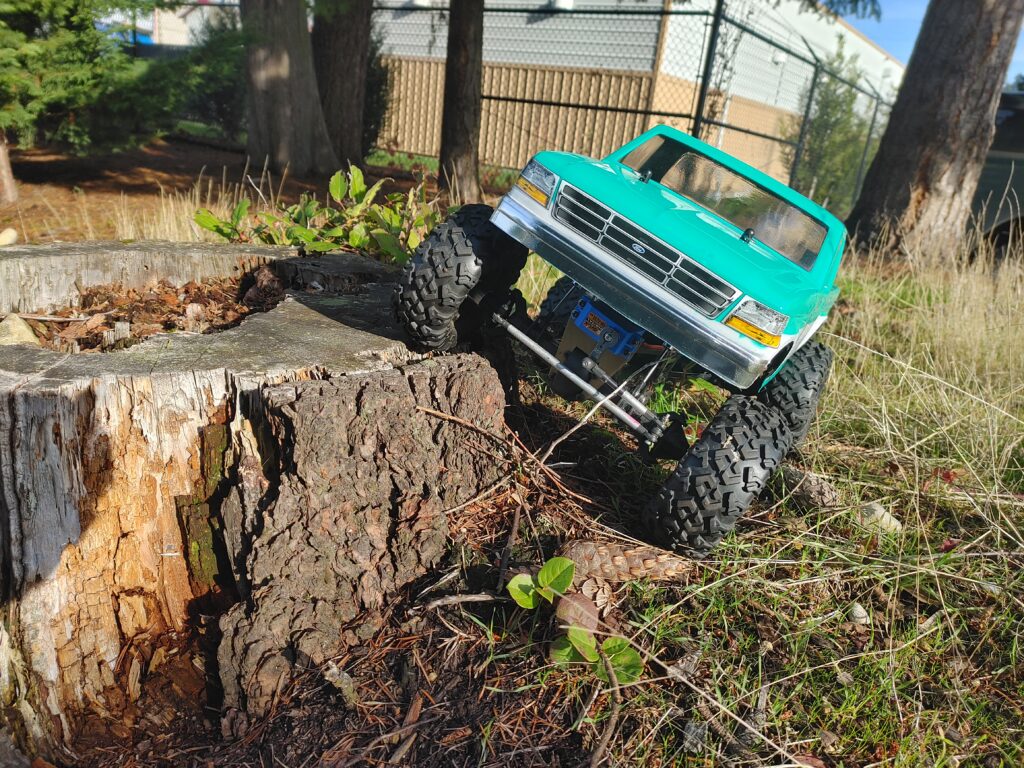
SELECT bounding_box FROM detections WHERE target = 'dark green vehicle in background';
[975,91,1024,255]
[396,125,846,556]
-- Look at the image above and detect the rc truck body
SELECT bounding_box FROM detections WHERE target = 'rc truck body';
[396,125,847,555]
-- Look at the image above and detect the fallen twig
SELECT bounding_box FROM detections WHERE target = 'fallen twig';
[419,593,507,611]
[589,649,623,768]
[495,493,524,590]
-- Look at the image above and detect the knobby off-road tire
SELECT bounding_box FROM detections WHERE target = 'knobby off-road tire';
[395,204,528,352]
[536,275,584,339]
[644,396,792,555]
[757,339,833,448]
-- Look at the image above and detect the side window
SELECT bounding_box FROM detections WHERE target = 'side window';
[992,101,1024,153]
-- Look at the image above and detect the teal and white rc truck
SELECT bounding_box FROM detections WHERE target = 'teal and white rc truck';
[395,125,846,555]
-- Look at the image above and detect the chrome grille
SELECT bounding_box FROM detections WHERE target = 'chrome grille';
[553,184,738,317]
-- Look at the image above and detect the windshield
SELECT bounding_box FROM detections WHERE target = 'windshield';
[620,135,827,269]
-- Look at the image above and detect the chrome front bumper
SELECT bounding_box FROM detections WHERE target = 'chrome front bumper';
[491,187,782,390]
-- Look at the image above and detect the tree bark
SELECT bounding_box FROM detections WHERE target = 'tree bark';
[239,0,339,177]
[218,356,505,733]
[312,0,374,168]
[846,0,1024,253]
[438,0,484,203]
[0,136,17,206]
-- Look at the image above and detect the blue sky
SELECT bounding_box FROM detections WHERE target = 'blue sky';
[844,1,1024,81]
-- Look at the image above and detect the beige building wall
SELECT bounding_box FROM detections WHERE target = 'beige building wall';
[648,72,797,181]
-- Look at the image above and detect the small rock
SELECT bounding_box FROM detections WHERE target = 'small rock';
[0,228,17,246]
[680,720,707,753]
[221,707,249,739]
[858,501,903,534]
[836,668,854,686]
[770,466,841,513]
[849,603,870,625]
[323,661,359,708]
[0,314,41,347]
[944,725,964,743]
[819,728,840,751]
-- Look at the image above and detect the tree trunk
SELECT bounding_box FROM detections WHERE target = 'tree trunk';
[239,0,339,177]
[0,136,17,206]
[846,0,1024,253]
[312,0,374,168]
[0,243,506,758]
[438,0,484,203]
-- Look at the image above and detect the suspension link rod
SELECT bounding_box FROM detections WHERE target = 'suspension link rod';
[492,313,660,443]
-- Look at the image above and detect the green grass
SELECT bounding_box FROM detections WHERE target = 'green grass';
[506,243,1024,766]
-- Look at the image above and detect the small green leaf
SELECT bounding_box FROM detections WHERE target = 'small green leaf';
[285,225,317,243]
[597,637,644,685]
[349,165,367,201]
[328,170,348,203]
[537,557,575,596]
[537,586,555,604]
[348,223,370,249]
[506,573,539,609]
[230,198,250,228]
[566,627,599,663]
[194,209,234,240]
[370,230,408,263]
[348,179,386,218]
[549,635,588,666]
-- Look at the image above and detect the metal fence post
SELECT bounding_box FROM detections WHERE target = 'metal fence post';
[788,63,820,189]
[692,0,726,139]
[854,95,881,200]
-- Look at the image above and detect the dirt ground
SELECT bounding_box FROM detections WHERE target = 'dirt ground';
[0,139,404,243]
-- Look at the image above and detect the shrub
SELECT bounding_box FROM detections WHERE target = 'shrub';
[181,12,247,142]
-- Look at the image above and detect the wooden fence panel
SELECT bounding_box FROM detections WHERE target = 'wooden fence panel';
[378,56,653,168]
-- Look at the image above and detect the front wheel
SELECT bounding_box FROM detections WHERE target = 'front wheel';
[757,340,833,449]
[394,204,528,352]
[644,396,791,555]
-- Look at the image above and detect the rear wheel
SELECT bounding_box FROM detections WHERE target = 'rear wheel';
[644,396,791,555]
[757,340,833,448]
[535,275,585,341]
[395,204,528,352]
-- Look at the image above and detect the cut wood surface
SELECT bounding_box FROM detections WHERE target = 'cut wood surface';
[0,244,508,759]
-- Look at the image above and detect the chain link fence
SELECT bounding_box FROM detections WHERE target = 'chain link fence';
[372,0,894,217]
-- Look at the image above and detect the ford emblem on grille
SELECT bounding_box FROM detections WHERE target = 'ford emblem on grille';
[631,242,646,255]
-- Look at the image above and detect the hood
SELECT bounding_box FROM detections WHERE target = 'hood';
[535,151,834,325]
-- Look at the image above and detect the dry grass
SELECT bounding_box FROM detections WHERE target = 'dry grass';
[506,233,1024,766]
[112,163,286,243]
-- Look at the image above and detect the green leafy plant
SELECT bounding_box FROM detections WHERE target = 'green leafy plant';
[549,634,644,685]
[507,556,644,685]
[507,556,575,608]
[194,165,443,263]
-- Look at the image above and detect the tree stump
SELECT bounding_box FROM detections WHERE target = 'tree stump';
[0,243,506,759]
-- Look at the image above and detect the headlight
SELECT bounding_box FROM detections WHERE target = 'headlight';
[516,159,557,207]
[725,298,788,348]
